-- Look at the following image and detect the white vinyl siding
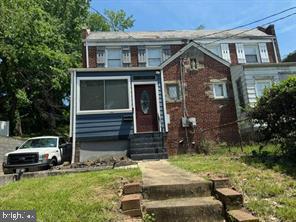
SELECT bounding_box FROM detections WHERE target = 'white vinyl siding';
[258,43,270,63]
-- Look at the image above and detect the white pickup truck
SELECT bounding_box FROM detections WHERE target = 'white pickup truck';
[2,136,71,174]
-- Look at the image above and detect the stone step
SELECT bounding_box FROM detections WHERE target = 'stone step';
[143,196,224,222]
[130,142,163,149]
[215,188,243,210]
[130,132,163,138]
[210,177,230,190]
[130,153,168,161]
[130,147,164,154]
[227,209,259,222]
[143,181,212,200]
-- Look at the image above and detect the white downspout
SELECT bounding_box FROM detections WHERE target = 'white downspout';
[71,70,77,164]
[86,41,89,68]
[160,69,168,132]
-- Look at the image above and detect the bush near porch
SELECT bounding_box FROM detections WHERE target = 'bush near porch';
[0,168,141,222]
[169,144,296,222]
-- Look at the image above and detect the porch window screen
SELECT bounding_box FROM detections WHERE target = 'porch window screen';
[80,79,129,111]
[147,48,162,67]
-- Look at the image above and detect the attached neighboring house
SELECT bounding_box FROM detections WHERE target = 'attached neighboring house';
[69,24,295,162]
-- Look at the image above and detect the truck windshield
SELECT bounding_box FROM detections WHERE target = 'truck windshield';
[20,138,58,149]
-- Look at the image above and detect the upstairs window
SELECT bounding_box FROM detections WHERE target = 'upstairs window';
[255,80,272,97]
[162,46,171,61]
[213,82,228,99]
[107,48,122,67]
[207,45,222,57]
[244,45,259,63]
[147,47,162,67]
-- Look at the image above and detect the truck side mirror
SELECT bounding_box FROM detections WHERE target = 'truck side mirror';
[15,146,19,150]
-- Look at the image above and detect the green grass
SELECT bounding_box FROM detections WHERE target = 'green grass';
[169,145,296,222]
[0,168,141,222]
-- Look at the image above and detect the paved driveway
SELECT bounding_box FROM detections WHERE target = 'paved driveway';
[0,136,24,175]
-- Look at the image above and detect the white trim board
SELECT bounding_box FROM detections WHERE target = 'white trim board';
[132,81,161,134]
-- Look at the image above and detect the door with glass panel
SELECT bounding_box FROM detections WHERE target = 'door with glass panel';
[134,84,158,132]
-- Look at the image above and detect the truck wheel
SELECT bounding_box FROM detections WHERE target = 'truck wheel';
[49,157,57,168]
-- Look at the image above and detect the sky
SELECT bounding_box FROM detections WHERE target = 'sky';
[91,0,296,59]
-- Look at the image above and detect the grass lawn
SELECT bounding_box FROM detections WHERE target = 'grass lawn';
[0,168,141,222]
[170,145,296,222]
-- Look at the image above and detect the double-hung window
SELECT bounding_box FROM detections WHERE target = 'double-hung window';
[255,80,272,97]
[244,45,259,63]
[78,77,130,113]
[147,47,162,67]
[107,48,122,67]
[213,82,228,99]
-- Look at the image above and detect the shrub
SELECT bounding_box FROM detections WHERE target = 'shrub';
[247,77,296,155]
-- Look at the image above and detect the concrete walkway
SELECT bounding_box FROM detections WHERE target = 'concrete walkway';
[138,160,207,186]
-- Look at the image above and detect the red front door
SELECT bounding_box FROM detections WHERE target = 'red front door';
[135,84,158,133]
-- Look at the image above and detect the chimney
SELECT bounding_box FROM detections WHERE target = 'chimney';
[257,24,276,36]
[81,28,90,40]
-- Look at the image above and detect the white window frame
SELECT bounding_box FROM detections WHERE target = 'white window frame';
[106,47,122,68]
[213,82,228,99]
[77,76,132,115]
[146,46,162,67]
[244,44,260,64]
[255,79,272,97]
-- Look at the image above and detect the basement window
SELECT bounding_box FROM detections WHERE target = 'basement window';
[213,82,228,99]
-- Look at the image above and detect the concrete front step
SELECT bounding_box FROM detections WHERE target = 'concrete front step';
[143,181,212,200]
[227,209,259,222]
[130,153,168,161]
[130,147,164,154]
[130,142,163,148]
[143,196,224,222]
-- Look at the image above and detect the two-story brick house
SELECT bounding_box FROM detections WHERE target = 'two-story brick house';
[69,25,294,162]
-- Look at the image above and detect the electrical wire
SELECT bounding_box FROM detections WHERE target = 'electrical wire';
[204,12,296,45]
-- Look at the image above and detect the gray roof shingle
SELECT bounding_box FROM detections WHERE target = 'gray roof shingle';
[86,29,272,42]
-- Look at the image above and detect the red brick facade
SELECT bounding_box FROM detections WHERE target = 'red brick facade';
[163,49,240,155]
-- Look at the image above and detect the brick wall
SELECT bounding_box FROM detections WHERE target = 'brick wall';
[267,42,277,63]
[229,43,238,64]
[163,50,240,155]
[131,46,138,67]
[88,46,97,68]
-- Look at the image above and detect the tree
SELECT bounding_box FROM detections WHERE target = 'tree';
[247,77,296,155]
[196,25,205,30]
[0,0,89,136]
[0,1,135,136]
[283,50,296,62]
[87,9,135,31]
